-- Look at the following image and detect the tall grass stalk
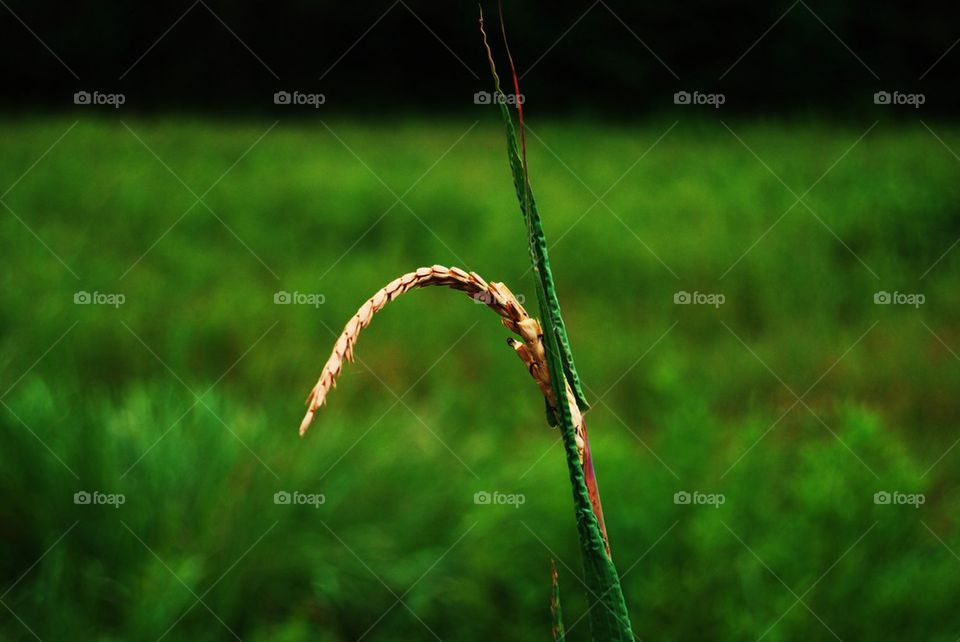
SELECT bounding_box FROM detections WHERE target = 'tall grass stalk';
[480,4,636,639]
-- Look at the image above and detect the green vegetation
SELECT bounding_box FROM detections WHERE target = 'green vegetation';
[483,13,634,637]
[2,116,959,640]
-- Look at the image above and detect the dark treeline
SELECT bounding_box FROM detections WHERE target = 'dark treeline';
[1,0,957,116]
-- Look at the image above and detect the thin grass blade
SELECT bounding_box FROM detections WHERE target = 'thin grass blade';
[550,559,566,642]
[480,7,636,640]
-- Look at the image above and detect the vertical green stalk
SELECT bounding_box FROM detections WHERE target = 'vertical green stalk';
[480,7,636,640]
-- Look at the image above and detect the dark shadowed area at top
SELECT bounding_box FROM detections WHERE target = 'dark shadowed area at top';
[1,1,958,115]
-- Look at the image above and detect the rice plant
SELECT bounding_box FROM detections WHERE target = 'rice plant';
[297,7,636,640]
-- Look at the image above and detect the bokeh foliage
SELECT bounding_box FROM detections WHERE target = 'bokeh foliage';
[1,117,960,640]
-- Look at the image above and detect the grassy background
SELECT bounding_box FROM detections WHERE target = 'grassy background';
[2,116,960,640]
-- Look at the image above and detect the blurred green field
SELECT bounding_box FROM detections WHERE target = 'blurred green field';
[2,115,960,641]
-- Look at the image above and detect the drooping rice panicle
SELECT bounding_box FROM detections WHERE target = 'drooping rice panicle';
[297,264,608,550]
[300,265,528,435]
